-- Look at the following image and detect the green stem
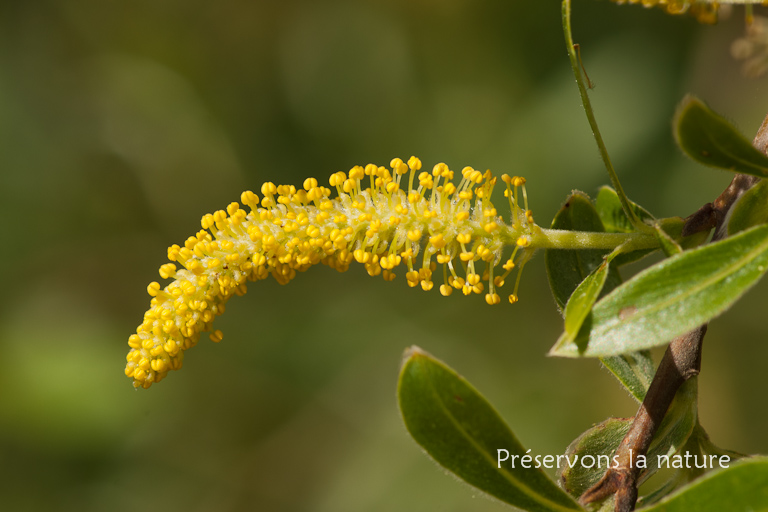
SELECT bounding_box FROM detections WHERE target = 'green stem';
[498,223,659,251]
[562,0,651,234]
[529,228,658,251]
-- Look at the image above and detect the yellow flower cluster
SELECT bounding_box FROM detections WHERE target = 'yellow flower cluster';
[609,0,722,23]
[125,157,540,389]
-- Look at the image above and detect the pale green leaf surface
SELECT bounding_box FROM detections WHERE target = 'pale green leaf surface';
[552,225,768,357]
[640,457,768,512]
[398,347,583,512]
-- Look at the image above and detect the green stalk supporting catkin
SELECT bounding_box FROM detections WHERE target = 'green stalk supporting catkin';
[125,156,659,389]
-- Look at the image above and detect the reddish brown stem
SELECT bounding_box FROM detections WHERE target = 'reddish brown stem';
[579,326,706,510]
[580,111,768,512]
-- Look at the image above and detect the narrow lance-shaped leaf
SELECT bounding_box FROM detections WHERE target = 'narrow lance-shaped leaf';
[640,457,768,512]
[546,192,655,402]
[556,244,655,401]
[398,346,583,512]
[552,224,768,358]
[563,248,620,339]
[674,95,768,178]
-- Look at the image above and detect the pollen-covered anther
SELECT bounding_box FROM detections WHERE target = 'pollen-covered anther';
[408,156,422,171]
[127,157,540,388]
[406,270,420,287]
[147,282,161,297]
[407,229,422,242]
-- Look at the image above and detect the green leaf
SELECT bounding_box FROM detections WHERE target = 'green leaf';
[545,192,654,402]
[595,186,655,234]
[657,216,710,251]
[559,379,697,500]
[641,378,699,483]
[654,222,683,257]
[398,346,583,512]
[558,417,630,499]
[563,250,618,339]
[598,351,655,403]
[728,179,768,236]
[546,192,622,311]
[641,457,768,512]
[594,187,657,266]
[674,95,768,178]
[551,225,768,358]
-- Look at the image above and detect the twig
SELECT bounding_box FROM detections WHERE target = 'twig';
[579,326,706,511]
[579,112,768,511]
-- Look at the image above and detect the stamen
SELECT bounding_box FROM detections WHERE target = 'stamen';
[126,157,540,389]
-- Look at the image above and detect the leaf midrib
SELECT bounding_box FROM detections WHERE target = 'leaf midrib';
[703,123,768,175]
[419,361,583,512]
[595,228,768,340]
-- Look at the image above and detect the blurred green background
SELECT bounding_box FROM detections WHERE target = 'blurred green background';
[1,1,767,511]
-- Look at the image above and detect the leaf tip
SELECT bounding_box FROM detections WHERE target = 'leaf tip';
[401,345,427,365]
[672,94,702,142]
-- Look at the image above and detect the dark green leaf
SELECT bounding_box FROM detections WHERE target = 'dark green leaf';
[641,457,768,512]
[728,179,768,236]
[545,192,654,401]
[546,192,622,311]
[674,95,768,178]
[552,225,768,357]
[559,379,697,500]
[398,346,583,512]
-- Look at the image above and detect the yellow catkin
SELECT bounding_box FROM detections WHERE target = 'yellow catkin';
[608,0,723,24]
[125,157,539,389]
